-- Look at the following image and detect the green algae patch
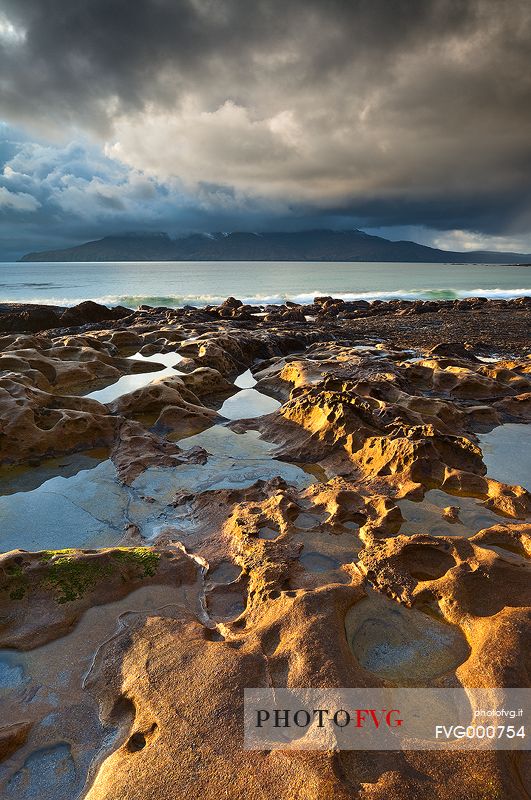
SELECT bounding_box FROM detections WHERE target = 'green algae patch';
[41,554,115,604]
[40,548,161,603]
[39,549,78,563]
[111,548,161,577]
[0,548,162,606]
[2,562,29,600]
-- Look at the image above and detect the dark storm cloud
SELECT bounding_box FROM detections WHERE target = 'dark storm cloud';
[0,129,305,258]
[1,0,531,246]
[0,0,480,127]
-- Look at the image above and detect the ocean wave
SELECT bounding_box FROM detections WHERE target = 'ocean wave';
[454,288,531,299]
[3,287,530,308]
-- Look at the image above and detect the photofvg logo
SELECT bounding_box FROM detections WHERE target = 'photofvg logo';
[256,706,403,730]
[244,689,531,750]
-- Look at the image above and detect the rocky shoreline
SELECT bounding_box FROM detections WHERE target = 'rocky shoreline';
[0,296,530,799]
[1,295,530,353]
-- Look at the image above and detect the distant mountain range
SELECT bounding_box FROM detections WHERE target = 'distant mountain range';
[18,229,531,263]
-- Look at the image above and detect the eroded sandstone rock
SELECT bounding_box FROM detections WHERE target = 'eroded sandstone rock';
[0,545,199,649]
[0,378,117,463]
[0,298,530,800]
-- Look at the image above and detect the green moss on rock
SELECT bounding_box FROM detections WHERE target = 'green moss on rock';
[1,562,29,600]
[111,548,161,577]
[39,549,78,563]
[5,563,25,576]
[39,548,161,604]
[0,548,162,605]
[9,586,27,600]
[41,555,115,604]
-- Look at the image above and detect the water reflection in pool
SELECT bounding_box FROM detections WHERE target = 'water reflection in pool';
[478,423,531,490]
[129,352,183,368]
[0,448,109,496]
[233,369,257,389]
[0,426,315,551]
[345,591,469,685]
[398,489,505,538]
[219,387,280,420]
[85,351,183,404]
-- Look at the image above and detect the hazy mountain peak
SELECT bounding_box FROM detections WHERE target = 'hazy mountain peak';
[19,229,531,264]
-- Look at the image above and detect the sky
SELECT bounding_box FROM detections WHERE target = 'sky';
[1,0,531,260]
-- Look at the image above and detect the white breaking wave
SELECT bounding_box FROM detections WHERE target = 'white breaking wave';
[5,287,531,308]
[457,288,531,298]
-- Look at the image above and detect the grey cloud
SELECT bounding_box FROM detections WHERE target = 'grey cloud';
[0,134,308,258]
[0,0,530,242]
[0,185,40,211]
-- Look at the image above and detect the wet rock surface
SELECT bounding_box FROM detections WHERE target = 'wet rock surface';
[0,297,530,799]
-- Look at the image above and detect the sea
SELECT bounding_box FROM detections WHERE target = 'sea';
[0,260,530,308]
